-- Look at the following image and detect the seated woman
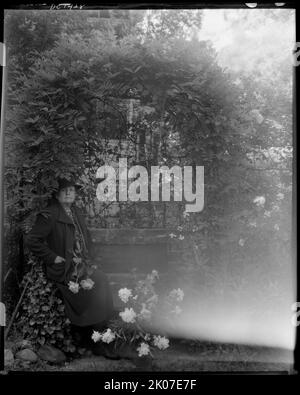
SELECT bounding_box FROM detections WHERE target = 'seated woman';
[25,177,119,359]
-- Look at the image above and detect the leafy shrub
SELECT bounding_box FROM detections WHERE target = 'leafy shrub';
[15,255,76,354]
[4,11,293,349]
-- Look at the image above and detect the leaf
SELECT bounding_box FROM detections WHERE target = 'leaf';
[76,116,87,122]
[25,116,40,124]
[124,67,133,73]
[29,135,45,147]
[133,65,142,73]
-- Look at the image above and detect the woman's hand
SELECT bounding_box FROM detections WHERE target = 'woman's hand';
[54,256,65,264]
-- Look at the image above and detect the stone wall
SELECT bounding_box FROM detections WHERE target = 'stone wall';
[89,227,185,308]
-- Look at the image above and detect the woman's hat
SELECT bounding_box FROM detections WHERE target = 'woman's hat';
[56,177,83,191]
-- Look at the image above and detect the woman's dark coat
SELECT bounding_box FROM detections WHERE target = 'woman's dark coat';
[25,201,114,326]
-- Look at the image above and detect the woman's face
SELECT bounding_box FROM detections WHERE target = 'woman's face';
[56,186,76,205]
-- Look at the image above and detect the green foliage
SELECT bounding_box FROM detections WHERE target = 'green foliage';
[4,10,62,73]
[142,9,203,40]
[16,256,76,354]
[4,10,293,343]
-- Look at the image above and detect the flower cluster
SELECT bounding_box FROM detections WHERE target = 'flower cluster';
[68,281,80,294]
[169,288,184,302]
[238,238,245,247]
[68,277,94,294]
[68,243,97,294]
[92,328,116,344]
[137,342,150,357]
[81,278,95,290]
[153,335,169,350]
[253,196,266,207]
[118,288,132,303]
[91,270,184,358]
[119,307,137,323]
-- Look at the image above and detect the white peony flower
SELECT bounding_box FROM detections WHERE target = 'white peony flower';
[274,224,280,231]
[91,330,101,343]
[68,281,79,294]
[263,211,271,218]
[101,328,116,344]
[253,196,266,207]
[80,278,95,290]
[238,238,245,247]
[137,342,150,357]
[119,307,137,323]
[153,335,169,350]
[118,288,132,303]
[169,288,184,302]
[178,235,185,240]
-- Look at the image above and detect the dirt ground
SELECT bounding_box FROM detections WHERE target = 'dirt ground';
[6,340,295,374]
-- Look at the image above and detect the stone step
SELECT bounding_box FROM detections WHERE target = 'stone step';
[90,228,172,245]
[95,243,169,273]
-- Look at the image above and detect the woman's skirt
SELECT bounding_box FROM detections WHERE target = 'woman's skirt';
[56,269,114,326]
